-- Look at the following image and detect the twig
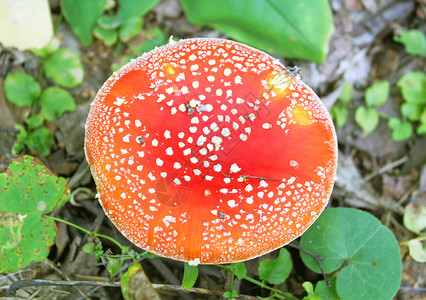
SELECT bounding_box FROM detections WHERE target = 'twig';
[287,243,331,287]
[8,279,120,296]
[363,156,408,182]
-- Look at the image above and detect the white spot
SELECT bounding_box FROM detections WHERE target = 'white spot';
[213,164,222,172]
[162,215,176,227]
[207,75,215,82]
[235,75,242,84]
[166,147,174,156]
[156,158,164,166]
[245,184,253,192]
[181,86,189,94]
[230,163,241,174]
[227,200,237,208]
[190,63,198,70]
[259,180,268,188]
[224,68,231,76]
[216,89,223,96]
[123,134,131,143]
[262,123,272,129]
[191,117,199,124]
[148,188,155,194]
[114,97,125,106]
[193,81,199,88]
[152,139,159,147]
[135,119,142,127]
[174,162,182,169]
[188,258,200,266]
[246,197,254,205]
[164,130,171,139]
[183,148,191,156]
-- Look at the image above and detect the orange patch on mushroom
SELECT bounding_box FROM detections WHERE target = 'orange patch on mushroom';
[292,105,311,125]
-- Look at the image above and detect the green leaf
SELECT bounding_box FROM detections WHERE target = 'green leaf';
[394,29,426,57]
[300,208,402,300]
[365,81,389,107]
[118,17,143,43]
[97,15,122,30]
[407,239,426,263]
[397,72,426,105]
[331,104,348,128]
[114,0,161,25]
[401,103,422,121]
[25,114,44,129]
[355,106,379,135]
[13,125,28,154]
[61,0,107,46]
[4,72,41,107]
[0,156,70,272]
[82,243,97,254]
[43,48,84,88]
[258,247,292,285]
[180,0,334,63]
[339,82,353,103]
[182,263,198,291]
[93,26,118,46]
[40,87,76,121]
[27,127,54,156]
[223,289,239,299]
[0,155,69,215]
[403,204,426,235]
[31,38,60,58]
[0,213,56,273]
[106,257,122,277]
[387,118,413,141]
[314,278,339,300]
[129,27,167,55]
[233,262,247,279]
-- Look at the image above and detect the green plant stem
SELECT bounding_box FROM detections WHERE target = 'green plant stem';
[48,215,124,250]
[217,265,297,300]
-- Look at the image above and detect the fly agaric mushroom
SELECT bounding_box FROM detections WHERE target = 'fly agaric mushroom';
[84,38,337,265]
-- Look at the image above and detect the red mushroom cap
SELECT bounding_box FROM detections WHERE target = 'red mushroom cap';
[84,38,337,265]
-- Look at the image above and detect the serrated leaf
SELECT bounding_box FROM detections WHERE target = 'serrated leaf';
[180,0,334,63]
[4,72,41,107]
[182,263,198,291]
[0,156,70,215]
[43,48,84,88]
[394,29,426,57]
[403,204,426,234]
[300,208,402,300]
[0,156,70,272]
[0,213,56,273]
[82,243,96,254]
[397,72,426,105]
[365,81,389,107]
[258,247,292,285]
[62,0,107,46]
[40,87,76,121]
[355,106,379,135]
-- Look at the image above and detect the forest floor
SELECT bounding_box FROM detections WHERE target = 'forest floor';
[0,0,425,299]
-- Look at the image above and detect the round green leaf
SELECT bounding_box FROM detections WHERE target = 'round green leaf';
[355,106,379,135]
[339,82,353,104]
[0,155,70,215]
[407,239,426,263]
[403,204,426,235]
[314,278,339,300]
[40,87,76,121]
[25,114,44,129]
[27,127,54,157]
[258,247,292,285]
[365,81,389,107]
[401,103,422,121]
[394,29,426,57]
[0,213,56,273]
[180,0,334,63]
[4,72,41,107]
[331,104,348,128]
[43,48,84,88]
[300,208,402,300]
[397,72,426,105]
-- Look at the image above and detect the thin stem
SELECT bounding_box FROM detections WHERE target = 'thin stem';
[48,216,124,250]
[217,265,297,300]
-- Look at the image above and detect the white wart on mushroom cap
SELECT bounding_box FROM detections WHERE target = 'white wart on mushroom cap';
[84,38,337,264]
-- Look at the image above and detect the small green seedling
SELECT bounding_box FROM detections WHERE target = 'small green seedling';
[300,208,402,300]
[0,156,70,273]
[402,204,426,263]
[394,29,426,57]
[355,80,389,135]
[331,82,353,128]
